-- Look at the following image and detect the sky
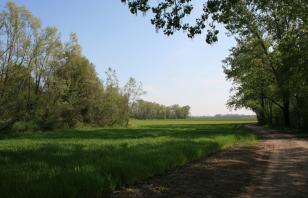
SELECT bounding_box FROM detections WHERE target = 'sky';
[0,0,254,116]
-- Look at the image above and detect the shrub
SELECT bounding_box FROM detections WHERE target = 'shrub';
[11,121,37,133]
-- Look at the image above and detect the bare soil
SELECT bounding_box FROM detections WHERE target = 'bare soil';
[105,124,308,198]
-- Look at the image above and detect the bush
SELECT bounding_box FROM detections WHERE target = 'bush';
[11,121,37,133]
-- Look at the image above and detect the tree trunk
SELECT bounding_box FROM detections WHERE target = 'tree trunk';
[283,99,290,127]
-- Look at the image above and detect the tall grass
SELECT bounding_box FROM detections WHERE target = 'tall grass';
[0,119,256,197]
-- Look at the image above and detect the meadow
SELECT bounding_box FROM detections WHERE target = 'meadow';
[0,119,256,198]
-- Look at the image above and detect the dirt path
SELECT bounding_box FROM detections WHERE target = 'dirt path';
[106,125,308,198]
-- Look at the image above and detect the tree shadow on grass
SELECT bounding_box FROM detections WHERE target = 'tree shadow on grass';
[4,124,253,141]
[0,123,256,197]
[0,139,221,198]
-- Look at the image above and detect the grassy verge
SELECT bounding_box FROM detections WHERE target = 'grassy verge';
[0,119,256,197]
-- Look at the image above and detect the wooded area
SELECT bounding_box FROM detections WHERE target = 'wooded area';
[0,3,133,131]
[131,100,190,119]
[122,0,308,129]
[0,2,191,133]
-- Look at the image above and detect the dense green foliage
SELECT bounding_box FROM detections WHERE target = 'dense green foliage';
[221,1,308,128]
[130,100,190,119]
[122,0,308,128]
[0,119,256,197]
[0,2,143,132]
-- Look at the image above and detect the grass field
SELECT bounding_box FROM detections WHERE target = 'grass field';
[0,119,257,198]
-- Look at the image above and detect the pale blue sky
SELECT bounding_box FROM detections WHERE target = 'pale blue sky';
[1,0,253,116]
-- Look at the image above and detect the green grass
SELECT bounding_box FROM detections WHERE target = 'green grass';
[130,118,256,126]
[0,119,257,198]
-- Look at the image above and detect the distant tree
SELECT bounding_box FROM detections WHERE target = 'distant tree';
[123,77,145,125]
[131,100,190,120]
[124,77,145,106]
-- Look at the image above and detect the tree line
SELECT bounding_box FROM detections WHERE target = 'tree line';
[130,100,190,119]
[0,2,143,132]
[122,0,308,129]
